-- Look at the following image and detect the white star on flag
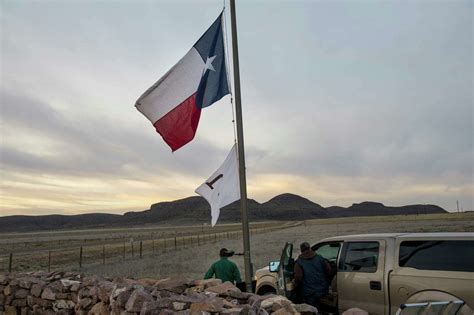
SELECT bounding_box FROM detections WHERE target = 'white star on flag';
[203,55,216,74]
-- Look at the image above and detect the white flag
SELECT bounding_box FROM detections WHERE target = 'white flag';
[195,144,240,226]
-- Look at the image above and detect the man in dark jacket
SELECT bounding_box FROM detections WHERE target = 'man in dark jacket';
[204,248,242,284]
[294,242,332,307]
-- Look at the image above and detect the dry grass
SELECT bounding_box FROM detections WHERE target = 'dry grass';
[78,212,474,280]
[0,222,298,273]
[1,212,472,279]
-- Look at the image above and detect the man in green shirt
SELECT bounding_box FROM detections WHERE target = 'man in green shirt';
[204,248,242,284]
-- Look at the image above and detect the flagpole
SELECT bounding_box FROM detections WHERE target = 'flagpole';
[229,0,253,293]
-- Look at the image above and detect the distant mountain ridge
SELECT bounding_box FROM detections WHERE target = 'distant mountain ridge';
[0,193,446,232]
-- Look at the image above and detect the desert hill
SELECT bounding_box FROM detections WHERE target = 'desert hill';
[0,193,446,232]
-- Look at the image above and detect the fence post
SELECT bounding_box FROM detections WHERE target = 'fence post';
[123,243,125,259]
[102,246,105,265]
[131,242,134,257]
[152,240,155,253]
[79,247,83,269]
[48,251,51,272]
[214,233,217,242]
[8,253,12,273]
[198,235,200,246]
[139,241,143,259]
[174,237,177,250]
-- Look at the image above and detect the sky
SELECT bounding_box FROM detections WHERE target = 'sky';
[0,0,472,217]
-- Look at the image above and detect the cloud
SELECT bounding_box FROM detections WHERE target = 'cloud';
[1,0,472,215]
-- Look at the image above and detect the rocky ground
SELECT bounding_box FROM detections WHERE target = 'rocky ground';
[0,271,319,315]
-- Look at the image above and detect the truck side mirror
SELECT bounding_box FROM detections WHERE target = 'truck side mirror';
[269,261,280,272]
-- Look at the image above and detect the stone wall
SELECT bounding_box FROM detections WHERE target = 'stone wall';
[0,272,318,315]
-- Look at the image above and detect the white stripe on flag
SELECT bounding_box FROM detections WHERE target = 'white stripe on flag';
[136,47,204,123]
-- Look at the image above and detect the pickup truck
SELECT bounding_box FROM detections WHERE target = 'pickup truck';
[254,233,474,314]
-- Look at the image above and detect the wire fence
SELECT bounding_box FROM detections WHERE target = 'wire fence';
[0,222,301,273]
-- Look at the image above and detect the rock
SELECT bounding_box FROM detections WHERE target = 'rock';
[172,293,208,307]
[5,306,18,315]
[97,281,115,303]
[14,288,29,299]
[70,292,79,303]
[78,297,93,309]
[227,290,253,301]
[189,297,224,313]
[154,277,190,294]
[151,288,161,298]
[4,284,17,296]
[342,308,369,315]
[60,279,81,289]
[63,271,78,278]
[157,289,172,298]
[53,299,75,310]
[204,282,240,296]
[27,296,53,308]
[272,299,298,314]
[12,298,27,307]
[220,308,244,315]
[260,295,292,311]
[56,292,70,299]
[172,302,187,311]
[50,280,68,293]
[9,279,19,286]
[271,309,292,315]
[223,298,239,309]
[41,287,56,300]
[247,294,276,308]
[108,299,121,314]
[18,277,34,289]
[111,285,131,299]
[136,278,159,288]
[294,303,318,314]
[115,288,133,308]
[239,305,252,314]
[0,274,8,285]
[71,282,81,292]
[125,289,154,312]
[5,294,13,305]
[140,301,160,315]
[192,279,222,289]
[88,301,110,315]
[30,283,43,297]
[157,297,172,309]
[79,287,92,299]
[82,276,101,287]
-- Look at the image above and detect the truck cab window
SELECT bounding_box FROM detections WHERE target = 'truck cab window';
[399,240,474,272]
[340,242,379,273]
[314,242,341,263]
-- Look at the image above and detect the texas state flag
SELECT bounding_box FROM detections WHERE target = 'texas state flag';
[135,13,230,151]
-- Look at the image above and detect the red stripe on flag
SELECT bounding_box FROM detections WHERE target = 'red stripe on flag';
[153,93,201,152]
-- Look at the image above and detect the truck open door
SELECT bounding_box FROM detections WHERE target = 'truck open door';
[337,240,387,314]
[276,242,294,298]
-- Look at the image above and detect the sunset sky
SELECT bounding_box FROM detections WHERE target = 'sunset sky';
[1,0,472,216]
